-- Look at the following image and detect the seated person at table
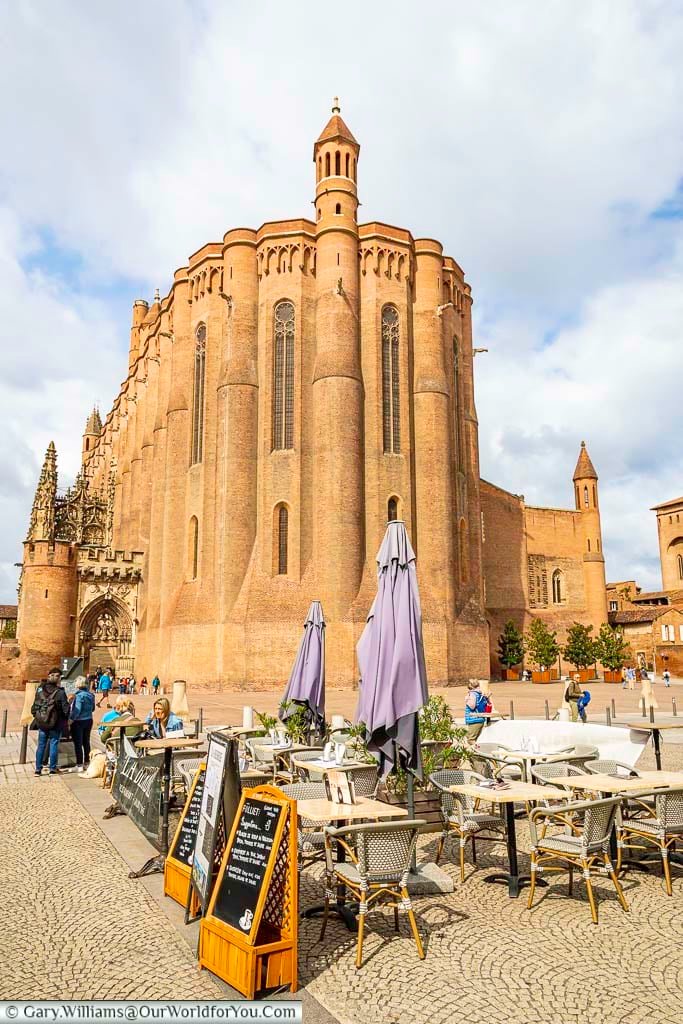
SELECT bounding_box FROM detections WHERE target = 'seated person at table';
[99,698,140,743]
[144,697,184,739]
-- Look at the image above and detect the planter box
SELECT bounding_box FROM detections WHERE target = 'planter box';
[502,669,520,681]
[603,670,622,684]
[381,789,442,833]
[531,670,552,683]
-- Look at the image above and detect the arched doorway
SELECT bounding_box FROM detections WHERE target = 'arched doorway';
[78,596,134,675]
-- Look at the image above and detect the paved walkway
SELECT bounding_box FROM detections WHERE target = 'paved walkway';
[0,774,222,1000]
[296,742,683,1024]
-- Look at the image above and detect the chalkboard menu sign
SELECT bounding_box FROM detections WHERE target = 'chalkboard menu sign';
[190,732,241,915]
[112,755,162,850]
[171,767,205,867]
[213,797,284,937]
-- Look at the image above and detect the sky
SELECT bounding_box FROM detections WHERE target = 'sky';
[1,0,683,602]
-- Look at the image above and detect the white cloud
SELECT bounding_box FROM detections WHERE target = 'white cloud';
[1,0,683,599]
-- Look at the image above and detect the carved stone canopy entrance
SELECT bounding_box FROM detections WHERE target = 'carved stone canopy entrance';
[78,595,133,675]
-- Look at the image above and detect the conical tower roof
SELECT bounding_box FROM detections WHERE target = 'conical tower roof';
[573,441,598,481]
[85,407,102,435]
[315,98,359,151]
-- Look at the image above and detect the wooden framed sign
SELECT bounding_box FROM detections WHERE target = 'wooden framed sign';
[199,784,298,999]
[163,762,205,909]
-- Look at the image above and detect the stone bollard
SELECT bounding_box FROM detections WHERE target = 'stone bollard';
[509,700,515,721]
[544,700,549,721]
[606,707,612,726]
[1,708,7,738]
[673,697,677,718]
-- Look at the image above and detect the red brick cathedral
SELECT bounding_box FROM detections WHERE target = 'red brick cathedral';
[10,105,608,690]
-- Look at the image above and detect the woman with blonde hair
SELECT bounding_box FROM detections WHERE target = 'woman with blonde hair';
[144,697,184,739]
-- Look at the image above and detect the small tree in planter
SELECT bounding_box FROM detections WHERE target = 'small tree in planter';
[383,697,469,831]
[563,622,598,681]
[595,623,631,682]
[497,620,525,679]
[278,700,311,743]
[524,619,560,682]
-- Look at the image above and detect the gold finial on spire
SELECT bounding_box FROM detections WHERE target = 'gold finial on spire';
[332,96,340,114]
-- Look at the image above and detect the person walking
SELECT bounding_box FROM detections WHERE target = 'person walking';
[663,668,671,687]
[152,675,161,696]
[128,675,136,695]
[621,666,628,690]
[139,676,148,695]
[32,668,70,776]
[464,681,489,743]
[70,677,95,771]
[96,669,113,708]
[565,674,585,723]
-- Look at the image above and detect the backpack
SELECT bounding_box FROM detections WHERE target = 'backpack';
[475,691,489,715]
[33,686,61,731]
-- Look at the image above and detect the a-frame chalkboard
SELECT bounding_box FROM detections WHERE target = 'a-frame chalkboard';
[185,731,241,920]
[163,763,206,910]
[198,785,298,999]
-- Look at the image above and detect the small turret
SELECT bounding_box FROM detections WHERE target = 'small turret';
[313,97,360,228]
[27,442,57,542]
[82,407,102,465]
[573,441,608,628]
[128,299,149,371]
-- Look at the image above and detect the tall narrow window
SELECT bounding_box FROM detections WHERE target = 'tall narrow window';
[388,497,398,522]
[552,569,563,604]
[678,553,683,580]
[189,516,199,580]
[593,485,597,506]
[325,152,330,177]
[191,324,206,464]
[278,506,288,575]
[453,338,465,470]
[381,306,400,453]
[335,151,341,175]
[583,486,589,507]
[345,153,350,176]
[272,301,295,450]
[459,518,469,583]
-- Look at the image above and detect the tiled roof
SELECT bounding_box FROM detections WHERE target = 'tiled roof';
[0,605,17,619]
[651,496,683,511]
[572,441,597,481]
[631,591,670,603]
[609,608,665,624]
[316,113,358,148]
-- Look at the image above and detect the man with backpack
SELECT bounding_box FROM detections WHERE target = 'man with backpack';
[31,668,70,776]
[465,681,491,743]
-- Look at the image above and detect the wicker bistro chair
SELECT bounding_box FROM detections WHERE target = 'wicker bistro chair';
[527,796,629,924]
[175,757,204,796]
[290,748,326,781]
[530,762,588,836]
[617,787,683,895]
[245,738,278,781]
[429,769,506,881]
[320,819,426,968]
[584,760,654,820]
[279,781,328,867]
[468,750,522,782]
[240,769,272,789]
[347,764,379,798]
[564,746,599,769]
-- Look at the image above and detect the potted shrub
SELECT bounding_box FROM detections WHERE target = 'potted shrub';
[497,620,524,680]
[562,622,598,683]
[595,623,631,683]
[381,696,469,832]
[524,619,560,683]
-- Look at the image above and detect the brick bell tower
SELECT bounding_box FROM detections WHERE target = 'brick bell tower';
[311,100,364,618]
[573,441,608,630]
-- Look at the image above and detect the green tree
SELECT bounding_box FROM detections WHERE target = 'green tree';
[524,618,560,670]
[594,623,631,671]
[497,620,525,669]
[563,622,598,670]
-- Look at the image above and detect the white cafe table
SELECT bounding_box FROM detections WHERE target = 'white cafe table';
[448,781,568,898]
[290,755,370,777]
[296,796,407,930]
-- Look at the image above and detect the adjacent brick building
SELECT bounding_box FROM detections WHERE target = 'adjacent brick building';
[8,106,610,689]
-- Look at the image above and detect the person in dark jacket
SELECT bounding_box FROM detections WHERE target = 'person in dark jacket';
[70,677,96,771]
[32,668,70,776]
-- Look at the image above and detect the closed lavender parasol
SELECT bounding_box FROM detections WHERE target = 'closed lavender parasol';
[279,600,326,731]
[355,521,428,779]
